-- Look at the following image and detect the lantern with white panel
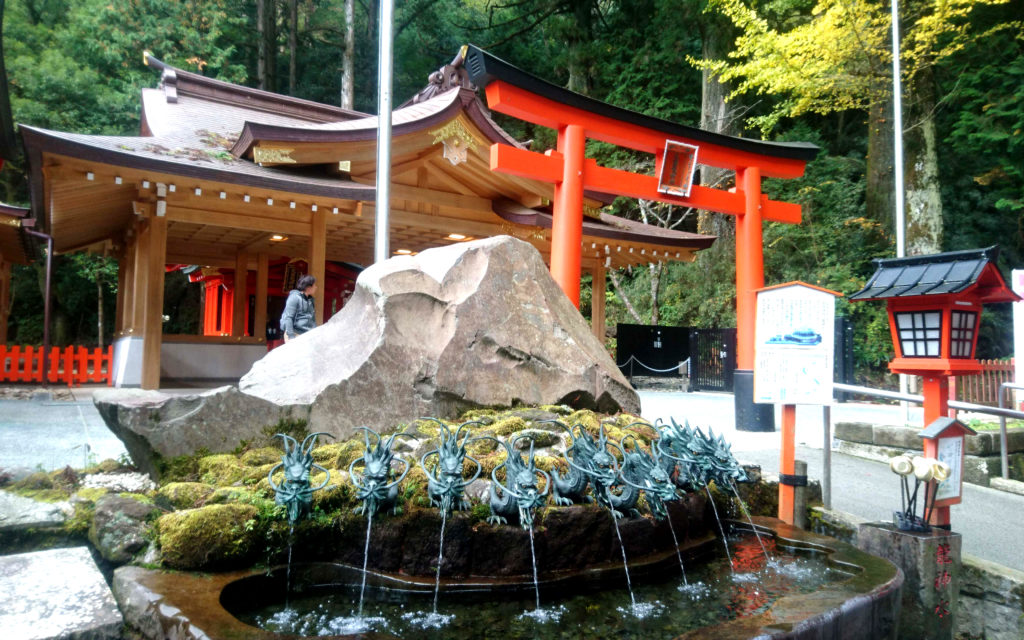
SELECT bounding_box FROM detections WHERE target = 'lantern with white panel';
[851,246,1019,528]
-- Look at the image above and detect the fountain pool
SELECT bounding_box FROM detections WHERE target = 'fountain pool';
[112,519,902,640]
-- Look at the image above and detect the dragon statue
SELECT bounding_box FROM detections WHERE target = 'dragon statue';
[487,434,551,529]
[349,426,415,517]
[564,423,637,519]
[267,432,335,526]
[540,419,594,506]
[618,431,680,521]
[419,418,483,515]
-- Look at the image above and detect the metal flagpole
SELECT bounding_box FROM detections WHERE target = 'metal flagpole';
[891,0,911,420]
[374,0,394,264]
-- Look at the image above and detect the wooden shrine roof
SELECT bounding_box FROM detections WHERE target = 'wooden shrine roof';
[20,52,716,269]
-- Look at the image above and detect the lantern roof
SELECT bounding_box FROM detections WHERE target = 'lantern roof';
[849,246,1020,304]
[920,417,977,439]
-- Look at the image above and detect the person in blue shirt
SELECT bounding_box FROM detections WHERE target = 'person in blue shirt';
[280,274,317,342]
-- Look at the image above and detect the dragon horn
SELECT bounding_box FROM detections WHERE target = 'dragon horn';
[302,431,334,456]
[266,462,283,491]
[275,433,298,456]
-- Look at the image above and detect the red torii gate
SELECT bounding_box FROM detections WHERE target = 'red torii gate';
[464,45,819,430]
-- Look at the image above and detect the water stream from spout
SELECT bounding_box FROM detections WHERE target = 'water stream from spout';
[432,510,447,615]
[286,524,294,607]
[357,511,373,618]
[527,524,541,610]
[607,489,637,609]
[729,481,772,567]
[665,511,688,586]
[704,485,734,574]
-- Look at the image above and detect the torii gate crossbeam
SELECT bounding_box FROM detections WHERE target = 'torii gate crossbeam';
[464,45,820,432]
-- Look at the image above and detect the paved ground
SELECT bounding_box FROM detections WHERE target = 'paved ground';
[0,385,1020,571]
[638,390,1024,573]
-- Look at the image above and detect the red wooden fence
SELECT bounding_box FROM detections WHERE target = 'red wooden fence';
[0,345,114,386]
[951,358,1014,406]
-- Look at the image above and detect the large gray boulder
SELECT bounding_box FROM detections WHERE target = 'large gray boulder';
[96,236,638,476]
[241,235,638,428]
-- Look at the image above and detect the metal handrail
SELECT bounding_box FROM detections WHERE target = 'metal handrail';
[997,383,1024,479]
[833,382,1024,480]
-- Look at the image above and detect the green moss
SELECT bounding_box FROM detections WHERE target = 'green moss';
[11,471,54,491]
[239,447,280,467]
[566,410,601,432]
[485,416,529,437]
[9,488,69,502]
[538,404,574,416]
[75,487,110,502]
[206,486,258,505]
[154,448,210,483]
[311,440,365,470]
[64,500,96,536]
[157,503,260,570]
[198,454,249,485]
[157,482,216,509]
[118,492,155,505]
[83,458,129,474]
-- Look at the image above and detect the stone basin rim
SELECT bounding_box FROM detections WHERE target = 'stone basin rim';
[113,517,903,640]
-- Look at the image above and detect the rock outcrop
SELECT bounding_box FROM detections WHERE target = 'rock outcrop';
[96,236,639,476]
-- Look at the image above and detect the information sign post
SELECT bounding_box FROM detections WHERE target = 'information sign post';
[755,282,841,524]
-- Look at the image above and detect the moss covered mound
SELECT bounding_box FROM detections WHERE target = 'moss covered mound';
[157,503,260,570]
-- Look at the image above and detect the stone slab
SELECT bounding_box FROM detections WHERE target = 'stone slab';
[958,553,1024,640]
[0,490,69,531]
[0,546,122,640]
[990,476,1024,496]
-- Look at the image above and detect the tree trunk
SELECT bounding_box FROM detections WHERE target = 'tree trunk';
[288,0,298,95]
[257,0,267,89]
[342,0,354,109]
[698,14,741,238]
[96,274,104,350]
[608,269,644,324]
[866,89,895,238]
[565,0,594,95]
[650,262,663,325]
[904,67,942,255]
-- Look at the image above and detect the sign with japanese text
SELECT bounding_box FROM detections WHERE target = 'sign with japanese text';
[754,283,839,405]
[935,436,964,502]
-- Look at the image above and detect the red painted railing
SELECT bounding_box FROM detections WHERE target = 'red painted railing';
[0,345,113,386]
[951,358,1015,406]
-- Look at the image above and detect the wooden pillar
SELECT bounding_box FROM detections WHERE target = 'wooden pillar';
[552,124,585,307]
[255,252,269,341]
[0,258,11,344]
[589,264,606,343]
[735,165,764,371]
[232,250,248,337]
[113,247,127,334]
[131,221,148,335]
[778,403,797,524]
[310,208,326,325]
[141,216,167,389]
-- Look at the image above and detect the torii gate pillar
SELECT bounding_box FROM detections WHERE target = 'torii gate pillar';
[734,166,775,431]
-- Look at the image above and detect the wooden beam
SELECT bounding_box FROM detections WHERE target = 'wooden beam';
[141,216,167,389]
[590,263,606,344]
[164,205,311,236]
[0,259,11,344]
[255,253,269,342]
[232,249,248,337]
[310,208,326,325]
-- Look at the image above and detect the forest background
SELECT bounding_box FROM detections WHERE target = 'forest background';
[0,0,1021,384]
